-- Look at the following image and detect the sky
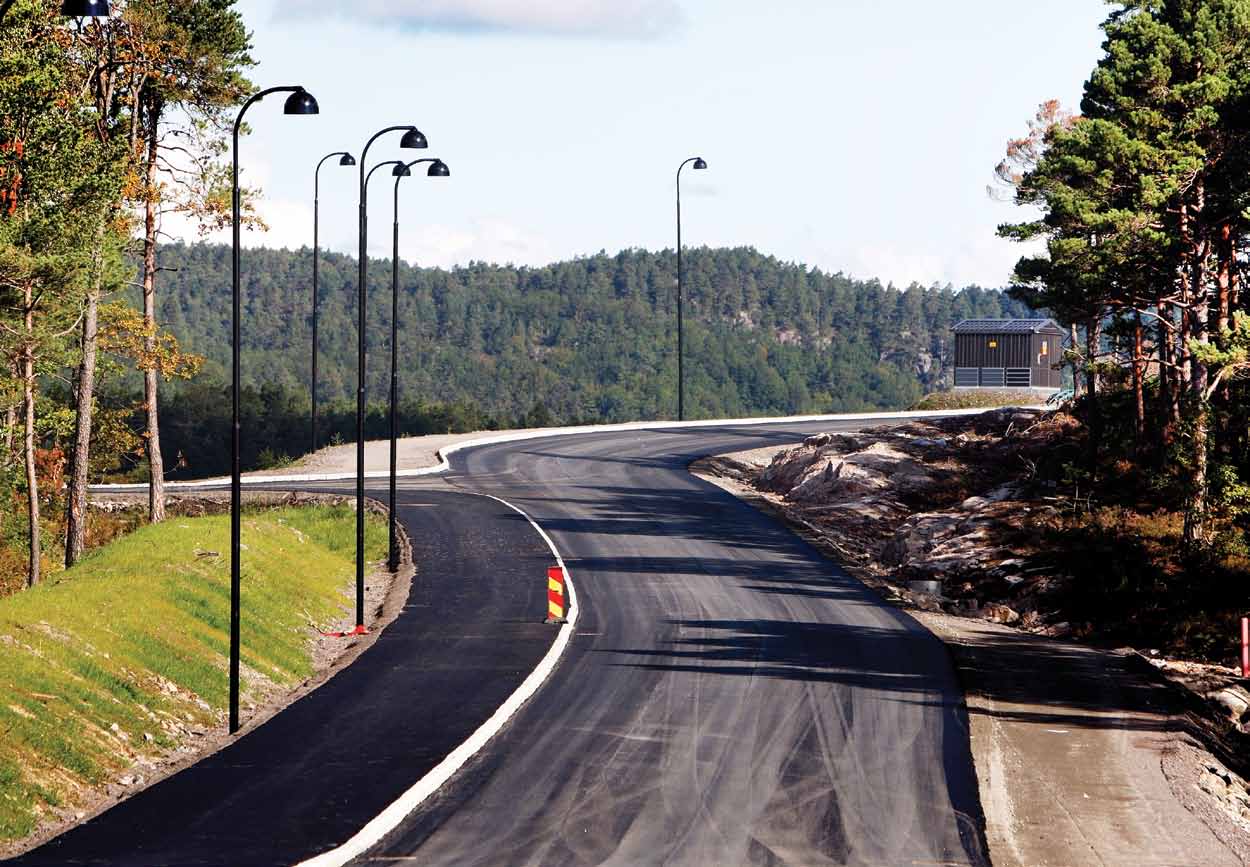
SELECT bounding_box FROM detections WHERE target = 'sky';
[172,0,1111,288]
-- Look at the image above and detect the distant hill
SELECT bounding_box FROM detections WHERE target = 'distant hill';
[145,242,1033,424]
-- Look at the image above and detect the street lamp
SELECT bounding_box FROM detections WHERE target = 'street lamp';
[352,129,425,634]
[676,156,706,422]
[311,151,355,454]
[229,86,319,735]
[60,0,109,14]
[387,158,450,572]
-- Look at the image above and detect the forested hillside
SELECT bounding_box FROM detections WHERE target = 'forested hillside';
[137,243,1031,472]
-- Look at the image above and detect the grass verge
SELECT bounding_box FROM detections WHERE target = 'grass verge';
[0,504,385,841]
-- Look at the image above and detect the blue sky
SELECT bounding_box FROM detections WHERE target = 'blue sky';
[186,0,1110,288]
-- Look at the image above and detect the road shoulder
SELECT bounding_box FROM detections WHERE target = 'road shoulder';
[693,454,1245,867]
[12,487,563,866]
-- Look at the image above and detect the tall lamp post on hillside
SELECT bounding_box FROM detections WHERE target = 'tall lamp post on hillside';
[311,151,355,455]
[352,127,425,634]
[230,85,319,735]
[676,156,707,421]
[388,157,450,572]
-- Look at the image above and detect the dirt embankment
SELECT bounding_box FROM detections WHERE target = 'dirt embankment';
[695,408,1250,861]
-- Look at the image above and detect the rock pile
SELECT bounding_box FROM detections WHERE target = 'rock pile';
[752,409,1073,629]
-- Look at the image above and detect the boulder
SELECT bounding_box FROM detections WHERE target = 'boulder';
[982,603,1020,625]
[882,514,961,566]
[1206,687,1250,729]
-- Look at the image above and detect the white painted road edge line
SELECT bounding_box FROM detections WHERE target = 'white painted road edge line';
[91,407,1047,491]
[293,493,579,867]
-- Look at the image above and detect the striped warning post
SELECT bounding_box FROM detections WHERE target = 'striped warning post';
[546,565,566,624]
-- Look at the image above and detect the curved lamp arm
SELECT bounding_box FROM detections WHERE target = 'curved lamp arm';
[677,156,704,184]
[234,86,302,139]
[360,126,416,194]
[366,159,406,192]
[315,150,353,197]
[393,157,443,211]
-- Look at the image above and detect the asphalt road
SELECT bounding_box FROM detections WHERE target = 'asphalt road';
[370,420,988,866]
[12,418,988,866]
[11,490,558,867]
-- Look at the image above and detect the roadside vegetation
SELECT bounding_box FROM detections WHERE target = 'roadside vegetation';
[0,504,385,842]
[996,1,1250,554]
[910,390,1053,411]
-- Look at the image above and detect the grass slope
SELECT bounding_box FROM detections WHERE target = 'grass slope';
[0,504,385,841]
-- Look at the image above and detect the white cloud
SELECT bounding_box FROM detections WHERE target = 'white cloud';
[276,0,685,39]
[161,196,315,252]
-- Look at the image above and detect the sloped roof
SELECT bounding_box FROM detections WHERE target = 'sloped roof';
[952,318,1064,334]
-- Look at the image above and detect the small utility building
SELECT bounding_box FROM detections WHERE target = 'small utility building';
[952,318,1065,390]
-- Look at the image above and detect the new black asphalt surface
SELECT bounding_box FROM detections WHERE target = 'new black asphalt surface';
[374,421,988,866]
[13,418,988,867]
[11,490,557,866]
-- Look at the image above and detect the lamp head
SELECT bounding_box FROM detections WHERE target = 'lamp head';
[693,157,707,170]
[338,153,356,166]
[400,127,428,149]
[61,0,109,15]
[427,159,450,177]
[392,164,411,177]
[283,88,319,115]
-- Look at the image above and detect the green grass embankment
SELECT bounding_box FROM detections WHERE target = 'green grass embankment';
[0,504,386,841]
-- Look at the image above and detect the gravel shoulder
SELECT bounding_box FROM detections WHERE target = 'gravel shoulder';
[693,429,1249,867]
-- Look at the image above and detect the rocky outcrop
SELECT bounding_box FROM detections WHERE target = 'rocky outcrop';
[749,408,1077,627]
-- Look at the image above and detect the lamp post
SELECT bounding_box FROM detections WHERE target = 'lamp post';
[311,151,356,455]
[352,128,425,633]
[388,158,450,572]
[60,0,109,13]
[676,156,707,422]
[230,86,319,734]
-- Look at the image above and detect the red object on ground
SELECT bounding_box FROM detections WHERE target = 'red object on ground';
[547,565,565,623]
[1242,617,1249,678]
[319,624,370,638]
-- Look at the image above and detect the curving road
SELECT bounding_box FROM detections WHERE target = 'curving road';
[12,418,987,866]
[369,421,988,866]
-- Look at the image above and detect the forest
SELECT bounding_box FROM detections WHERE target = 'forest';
[122,242,1033,478]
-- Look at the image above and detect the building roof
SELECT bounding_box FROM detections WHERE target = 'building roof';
[952,318,1065,334]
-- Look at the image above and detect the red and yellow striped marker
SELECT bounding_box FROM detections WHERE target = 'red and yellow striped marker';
[546,565,566,624]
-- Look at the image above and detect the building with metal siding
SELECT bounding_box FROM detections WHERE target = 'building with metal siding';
[952,318,1066,391]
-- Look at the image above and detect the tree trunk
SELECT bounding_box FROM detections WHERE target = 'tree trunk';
[1132,313,1145,451]
[1183,189,1212,549]
[3,397,14,461]
[1085,315,1101,476]
[1157,304,1178,445]
[1217,221,1233,334]
[1069,322,1083,399]
[1183,400,1209,549]
[64,229,104,567]
[23,297,38,588]
[142,128,165,524]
